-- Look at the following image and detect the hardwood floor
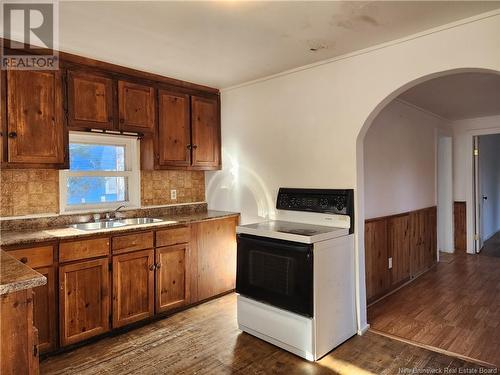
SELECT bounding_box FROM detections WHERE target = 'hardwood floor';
[368,252,500,367]
[480,231,500,258]
[41,294,493,375]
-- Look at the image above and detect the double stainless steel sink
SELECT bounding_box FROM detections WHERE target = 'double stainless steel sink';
[70,217,169,231]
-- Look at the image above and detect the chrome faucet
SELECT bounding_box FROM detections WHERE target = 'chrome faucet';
[106,205,126,220]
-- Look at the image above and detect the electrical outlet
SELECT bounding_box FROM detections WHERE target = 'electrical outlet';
[170,189,177,200]
[388,257,393,269]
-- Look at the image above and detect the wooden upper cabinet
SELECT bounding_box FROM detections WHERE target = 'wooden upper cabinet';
[156,244,190,313]
[59,258,110,346]
[191,96,220,169]
[6,70,65,165]
[67,70,115,130]
[112,249,155,328]
[118,81,155,133]
[157,90,191,167]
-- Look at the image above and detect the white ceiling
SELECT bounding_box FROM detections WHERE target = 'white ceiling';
[51,1,500,88]
[398,73,500,121]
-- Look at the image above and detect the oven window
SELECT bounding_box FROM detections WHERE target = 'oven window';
[236,234,313,317]
[249,251,295,295]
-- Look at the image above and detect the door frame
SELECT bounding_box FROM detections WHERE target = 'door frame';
[465,128,500,253]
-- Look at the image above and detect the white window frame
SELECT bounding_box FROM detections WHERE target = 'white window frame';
[59,131,141,213]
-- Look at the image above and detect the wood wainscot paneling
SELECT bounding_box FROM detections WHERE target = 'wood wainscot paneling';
[454,201,467,252]
[365,218,389,302]
[365,207,437,304]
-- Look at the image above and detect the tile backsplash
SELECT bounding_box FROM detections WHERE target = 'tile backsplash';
[1,169,59,216]
[141,170,205,206]
[0,169,206,217]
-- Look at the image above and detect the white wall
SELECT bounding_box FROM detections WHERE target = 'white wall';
[364,100,445,219]
[479,134,500,241]
[453,115,500,201]
[206,12,500,333]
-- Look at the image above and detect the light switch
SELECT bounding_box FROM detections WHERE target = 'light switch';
[388,257,393,269]
[170,189,177,200]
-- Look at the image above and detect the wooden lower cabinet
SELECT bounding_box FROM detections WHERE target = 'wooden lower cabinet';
[33,266,57,354]
[112,249,155,328]
[6,244,57,354]
[191,216,238,302]
[0,289,39,375]
[365,207,437,304]
[156,244,190,313]
[59,258,110,346]
[3,215,239,354]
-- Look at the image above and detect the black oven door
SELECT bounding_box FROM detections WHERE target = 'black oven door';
[236,234,313,317]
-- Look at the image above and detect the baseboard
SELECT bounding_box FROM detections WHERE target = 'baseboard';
[357,323,370,335]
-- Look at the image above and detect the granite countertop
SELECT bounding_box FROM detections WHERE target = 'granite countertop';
[0,250,47,295]
[0,210,239,247]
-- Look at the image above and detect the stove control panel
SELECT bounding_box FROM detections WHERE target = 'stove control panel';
[276,188,354,216]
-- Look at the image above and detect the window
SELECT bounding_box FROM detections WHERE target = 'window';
[60,132,140,213]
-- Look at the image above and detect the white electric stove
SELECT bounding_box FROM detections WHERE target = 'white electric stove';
[236,188,356,361]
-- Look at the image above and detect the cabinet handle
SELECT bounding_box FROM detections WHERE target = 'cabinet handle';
[149,264,155,271]
[156,263,161,269]
[186,145,192,150]
[192,145,198,149]
[8,132,17,138]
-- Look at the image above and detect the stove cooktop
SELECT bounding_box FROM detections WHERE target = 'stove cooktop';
[236,220,349,244]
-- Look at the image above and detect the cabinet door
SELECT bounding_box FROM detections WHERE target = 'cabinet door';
[33,266,57,354]
[112,249,154,328]
[365,218,389,303]
[67,70,114,130]
[191,96,220,169]
[6,70,65,165]
[156,244,190,313]
[1,70,5,164]
[0,289,37,375]
[118,81,155,133]
[157,90,191,167]
[59,258,110,346]
[191,216,237,302]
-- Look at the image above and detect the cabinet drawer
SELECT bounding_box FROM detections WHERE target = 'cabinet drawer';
[156,226,190,247]
[8,245,54,268]
[59,238,110,263]
[112,231,153,254]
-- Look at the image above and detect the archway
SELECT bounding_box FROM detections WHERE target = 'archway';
[354,68,500,365]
